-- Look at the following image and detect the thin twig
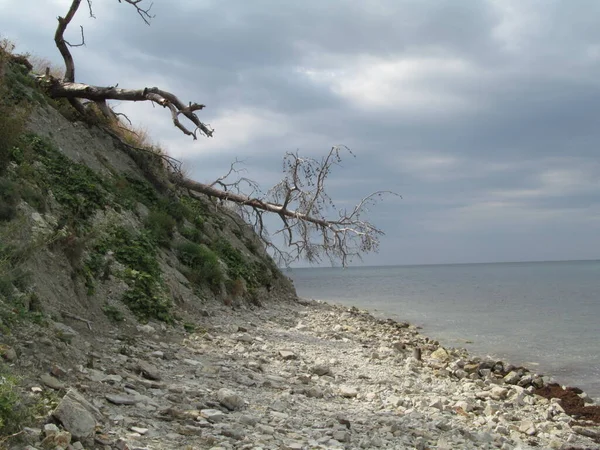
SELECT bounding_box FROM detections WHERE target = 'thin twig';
[61,310,93,330]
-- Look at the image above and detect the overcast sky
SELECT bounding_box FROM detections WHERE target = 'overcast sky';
[1,0,599,266]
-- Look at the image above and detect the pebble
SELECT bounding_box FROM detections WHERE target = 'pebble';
[106,394,137,405]
[218,388,245,411]
[14,298,600,450]
[339,385,358,398]
[41,373,65,390]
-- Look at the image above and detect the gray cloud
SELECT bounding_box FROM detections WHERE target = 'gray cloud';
[1,0,599,265]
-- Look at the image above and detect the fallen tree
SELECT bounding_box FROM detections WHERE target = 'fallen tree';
[37,0,395,266]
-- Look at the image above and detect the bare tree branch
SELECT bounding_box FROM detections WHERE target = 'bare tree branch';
[63,25,85,48]
[172,146,398,266]
[118,0,155,25]
[209,159,261,197]
[44,0,212,139]
[41,0,397,266]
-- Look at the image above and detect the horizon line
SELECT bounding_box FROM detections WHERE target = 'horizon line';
[286,258,600,270]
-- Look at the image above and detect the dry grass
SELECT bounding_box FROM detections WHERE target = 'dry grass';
[112,120,153,149]
[27,54,64,79]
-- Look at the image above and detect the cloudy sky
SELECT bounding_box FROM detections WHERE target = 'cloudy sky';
[1,0,599,266]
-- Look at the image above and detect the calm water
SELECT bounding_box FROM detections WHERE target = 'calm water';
[288,260,600,401]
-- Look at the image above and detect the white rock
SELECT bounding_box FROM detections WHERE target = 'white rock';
[44,423,60,436]
[137,324,155,334]
[218,388,245,410]
[430,347,450,361]
[490,386,508,400]
[339,385,358,398]
[454,400,473,412]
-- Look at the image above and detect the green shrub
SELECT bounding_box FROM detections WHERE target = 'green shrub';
[0,179,20,222]
[122,269,171,322]
[103,304,124,322]
[176,241,223,292]
[0,368,31,436]
[180,226,208,245]
[158,198,186,224]
[213,238,250,282]
[87,227,172,322]
[23,135,108,228]
[145,209,176,247]
[212,238,274,292]
[112,175,158,208]
[180,196,211,227]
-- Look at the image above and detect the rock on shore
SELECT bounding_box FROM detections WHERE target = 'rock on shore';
[8,298,600,449]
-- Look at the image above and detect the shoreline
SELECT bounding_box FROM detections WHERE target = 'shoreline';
[322,297,600,406]
[6,295,600,449]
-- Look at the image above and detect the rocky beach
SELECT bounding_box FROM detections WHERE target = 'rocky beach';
[3,296,600,450]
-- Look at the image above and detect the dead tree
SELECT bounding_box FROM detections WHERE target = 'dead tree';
[39,0,395,266]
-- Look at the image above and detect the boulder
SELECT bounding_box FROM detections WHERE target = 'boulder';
[53,389,101,440]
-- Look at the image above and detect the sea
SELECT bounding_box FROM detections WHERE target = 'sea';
[287,260,600,402]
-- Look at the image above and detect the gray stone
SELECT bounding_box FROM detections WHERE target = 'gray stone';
[454,369,468,379]
[454,400,473,412]
[332,430,351,442]
[220,426,245,440]
[137,324,155,333]
[429,397,444,410]
[239,414,259,426]
[41,430,71,448]
[518,420,536,435]
[484,402,499,416]
[504,371,521,385]
[464,363,479,373]
[284,443,304,450]
[490,386,509,400]
[201,408,226,422]
[311,364,332,376]
[532,376,544,389]
[387,395,402,407]
[137,360,161,381]
[217,388,245,411]
[309,387,326,398]
[339,385,358,398]
[257,423,275,434]
[41,374,65,390]
[52,389,99,440]
[52,322,78,340]
[279,350,297,360]
[270,400,287,412]
[1,346,17,361]
[44,423,60,436]
[517,374,533,387]
[105,394,136,405]
[102,374,123,383]
[572,426,600,439]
